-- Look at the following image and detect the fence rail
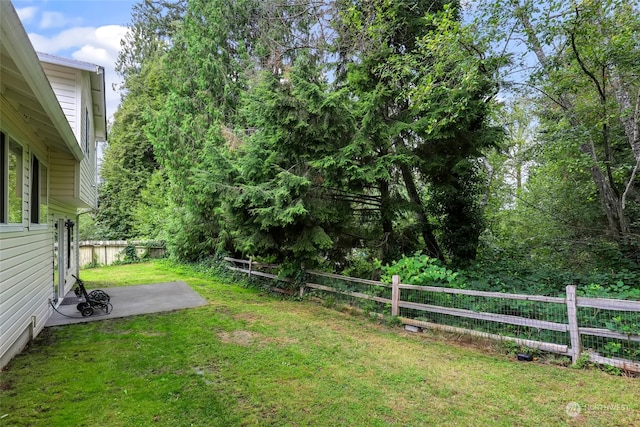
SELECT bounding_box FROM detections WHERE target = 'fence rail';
[224,256,640,373]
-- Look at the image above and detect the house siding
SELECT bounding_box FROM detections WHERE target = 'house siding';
[40,62,79,137]
[0,202,78,368]
[0,95,79,369]
[44,69,97,210]
[49,150,76,202]
[0,113,54,366]
[78,73,97,208]
[0,7,103,368]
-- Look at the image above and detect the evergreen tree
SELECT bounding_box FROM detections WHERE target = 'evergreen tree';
[97,0,185,239]
[336,1,503,265]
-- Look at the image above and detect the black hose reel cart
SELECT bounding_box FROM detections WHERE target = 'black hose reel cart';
[71,274,112,317]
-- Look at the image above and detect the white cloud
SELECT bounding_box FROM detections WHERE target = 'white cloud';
[73,45,111,65]
[27,24,130,120]
[95,25,128,52]
[16,6,38,23]
[39,11,83,30]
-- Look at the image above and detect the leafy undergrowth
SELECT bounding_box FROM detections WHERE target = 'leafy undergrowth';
[1,261,639,426]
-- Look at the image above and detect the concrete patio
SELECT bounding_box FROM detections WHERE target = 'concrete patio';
[45,282,208,327]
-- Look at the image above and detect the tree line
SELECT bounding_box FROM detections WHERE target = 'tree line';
[95,0,640,289]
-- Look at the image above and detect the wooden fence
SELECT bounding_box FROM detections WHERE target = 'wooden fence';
[79,241,166,267]
[225,256,640,373]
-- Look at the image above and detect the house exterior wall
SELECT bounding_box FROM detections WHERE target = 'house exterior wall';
[40,62,79,137]
[0,95,80,368]
[49,150,77,202]
[78,72,97,209]
[41,65,97,210]
[0,44,101,369]
[0,204,78,369]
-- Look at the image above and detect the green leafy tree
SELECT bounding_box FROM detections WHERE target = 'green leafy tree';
[98,96,160,239]
[97,0,185,239]
[477,0,640,262]
[111,0,503,272]
[223,56,357,269]
[145,0,261,260]
[336,1,503,265]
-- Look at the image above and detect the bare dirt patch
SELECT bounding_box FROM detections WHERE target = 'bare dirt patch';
[232,312,269,325]
[217,330,257,346]
[217,329,299,347]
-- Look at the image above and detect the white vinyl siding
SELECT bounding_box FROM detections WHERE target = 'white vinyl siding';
[40,62,79,137]
[0,214,51,366]
[0,202,78,367]
[39,63,97,209]
[78,74,97,208]
[0,93,77,368]
[1,31,102,367]
[49,151,76,202]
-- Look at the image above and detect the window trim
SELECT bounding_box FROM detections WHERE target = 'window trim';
[29,154,48,229]
[1,132,6,223]
[85,107,90,154]
[30,155,40,224]
[40,162,48,225]
[0,131,24,229]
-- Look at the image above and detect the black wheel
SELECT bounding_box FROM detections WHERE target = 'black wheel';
[103,303,113,314]
[81,306,94,317]
[77,302,88,312]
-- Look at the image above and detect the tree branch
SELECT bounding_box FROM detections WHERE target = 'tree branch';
[622,158,640,210]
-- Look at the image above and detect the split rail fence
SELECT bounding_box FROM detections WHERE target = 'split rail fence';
[225,256,640,373]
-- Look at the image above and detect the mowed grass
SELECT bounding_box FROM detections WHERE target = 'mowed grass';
[1,261,639,426]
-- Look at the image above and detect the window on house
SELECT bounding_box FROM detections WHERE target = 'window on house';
[85,107,90,154]
[0,132,4,223]
[31,156,39,223]
[1,132,23,224]
[40,163,48,224]
[66,220,74,269]
[30,155,47,224]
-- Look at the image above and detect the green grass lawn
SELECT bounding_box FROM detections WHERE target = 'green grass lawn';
[1,260,639,426]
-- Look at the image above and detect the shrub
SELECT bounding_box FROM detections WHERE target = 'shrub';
[376,252,465,288]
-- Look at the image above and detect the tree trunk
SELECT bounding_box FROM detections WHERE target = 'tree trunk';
[377,178,395,263]
[512,0,631,239]
[398,163,444,261]
[581,143,629,236]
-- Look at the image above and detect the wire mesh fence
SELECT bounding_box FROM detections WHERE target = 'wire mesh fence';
[305,270,392,315]
[225,257,640,372]
[576,304,640,363]
[397,287,571,348]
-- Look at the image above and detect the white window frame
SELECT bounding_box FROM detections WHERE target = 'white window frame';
[0,131,24,232]
[29,154,48,229]
[85,107,90,154]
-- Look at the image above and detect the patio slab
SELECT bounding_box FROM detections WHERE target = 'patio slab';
[45,282,208,327]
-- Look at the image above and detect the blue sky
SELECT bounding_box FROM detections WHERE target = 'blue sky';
[13,0,138,119]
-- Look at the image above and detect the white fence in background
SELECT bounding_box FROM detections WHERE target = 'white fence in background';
[79,241,165,267]
[225,256,640,373]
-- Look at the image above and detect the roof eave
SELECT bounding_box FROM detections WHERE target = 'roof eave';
[1,2,83,161]
[38,53,108,142]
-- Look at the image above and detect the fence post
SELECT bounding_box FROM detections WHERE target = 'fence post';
[566,285,582,365]
[248,256,253,279]
[392,275,400,317]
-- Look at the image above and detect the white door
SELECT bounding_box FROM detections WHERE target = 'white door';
[53,219,65,302]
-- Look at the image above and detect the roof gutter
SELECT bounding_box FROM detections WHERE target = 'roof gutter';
[36,52,103,73]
